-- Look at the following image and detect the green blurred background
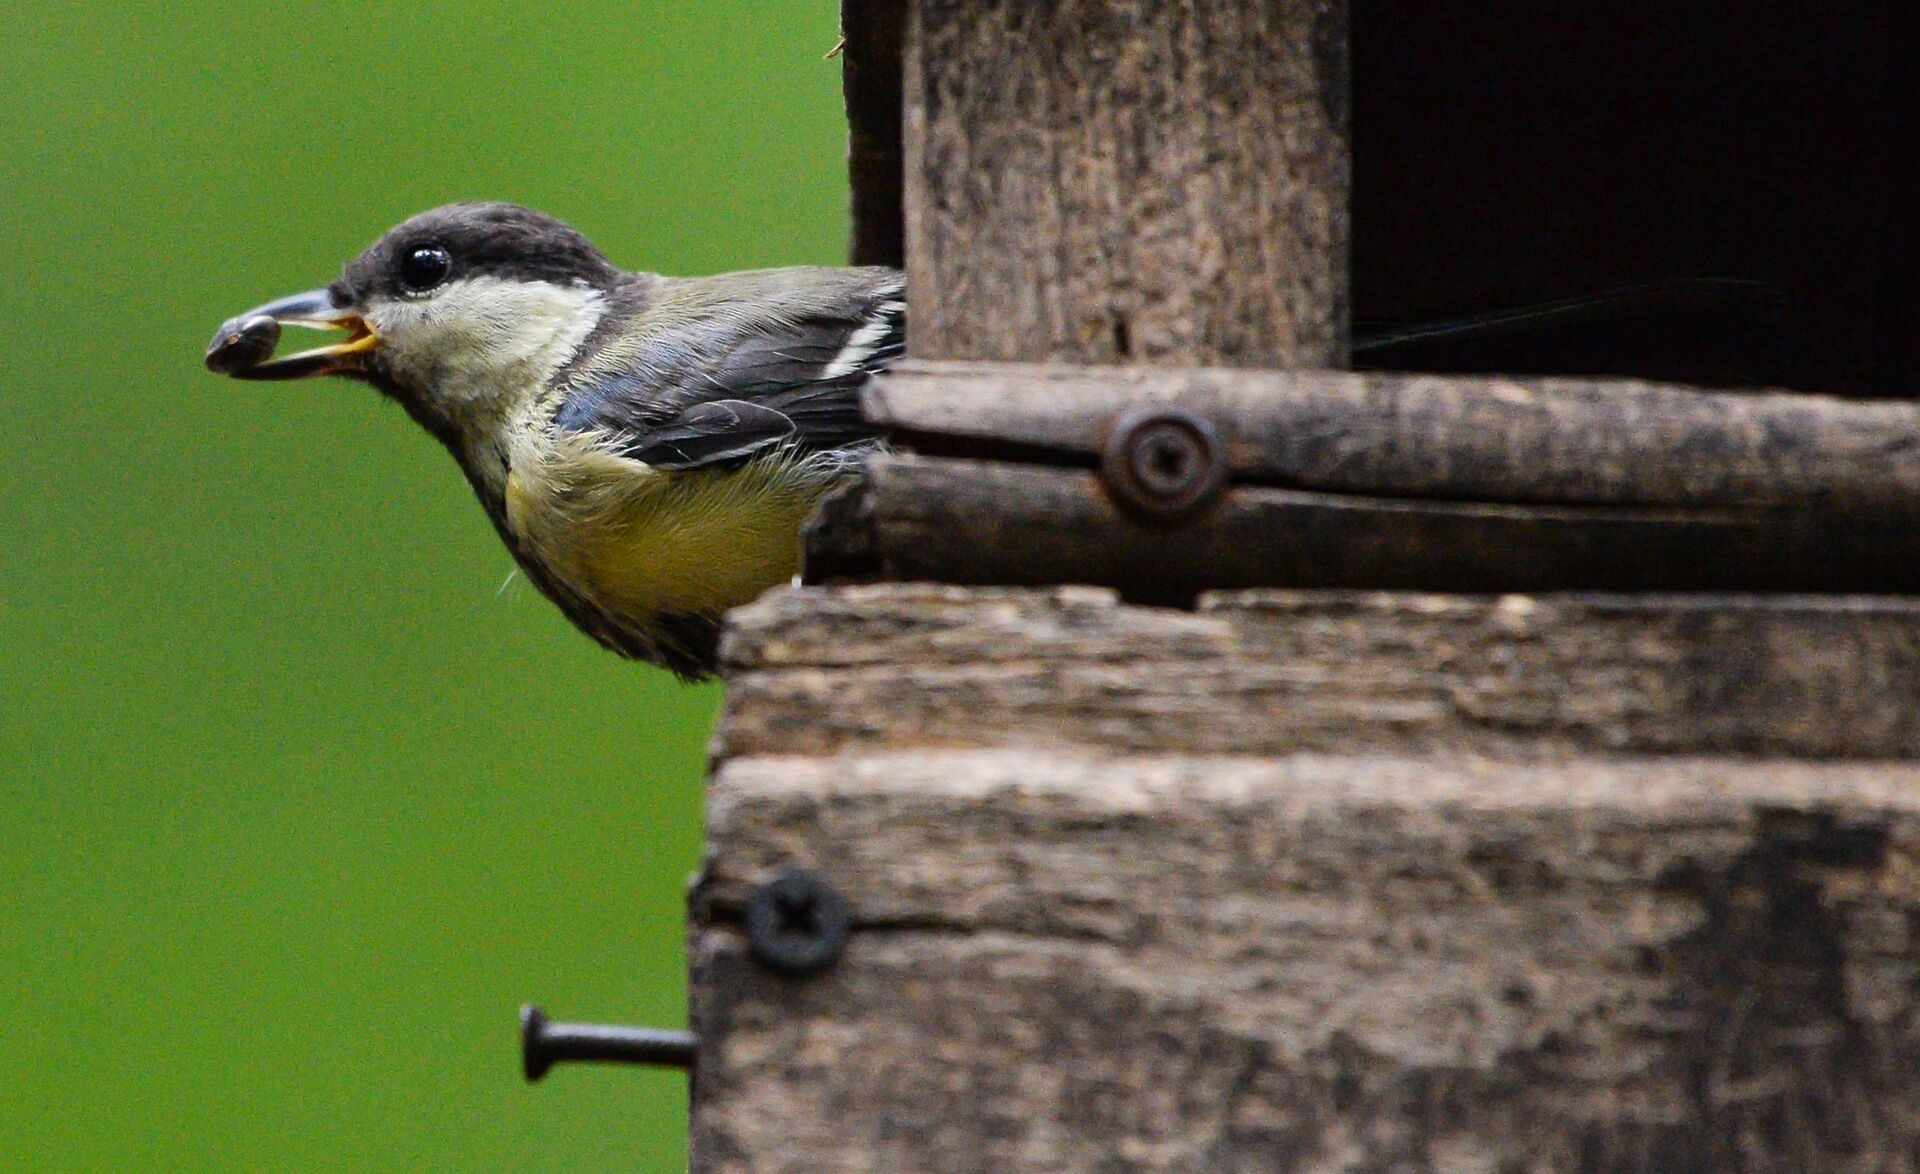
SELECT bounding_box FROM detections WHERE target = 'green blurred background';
[1,2,847,1168]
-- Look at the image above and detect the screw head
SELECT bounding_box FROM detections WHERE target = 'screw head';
[1099,406,1228,524]
[745,870,851,976]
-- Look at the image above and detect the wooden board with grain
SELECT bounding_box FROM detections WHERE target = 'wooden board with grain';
[692,2,1920,1166]
[903,0,1349,367]
[808,453,1920,602]
[694,751,1920,1170]
[868,361,1920,512]
[805,363,1920,600]
[719,586,1920,762]
[696,585,1920,1170]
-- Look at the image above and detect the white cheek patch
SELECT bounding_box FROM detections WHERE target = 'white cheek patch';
[371,276,604,408]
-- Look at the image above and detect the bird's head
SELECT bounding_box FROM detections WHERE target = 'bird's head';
[208,203,620,430]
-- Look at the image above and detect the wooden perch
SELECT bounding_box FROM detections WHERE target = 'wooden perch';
[805,362,1920,598]
[865,362,1920,512]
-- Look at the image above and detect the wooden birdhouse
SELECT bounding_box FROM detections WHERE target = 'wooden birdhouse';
[686,3,1920,1168]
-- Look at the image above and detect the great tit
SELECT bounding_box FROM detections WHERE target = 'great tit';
[207,202,904,679]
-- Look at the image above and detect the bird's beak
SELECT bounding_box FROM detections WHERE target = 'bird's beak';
[205,289,380,380]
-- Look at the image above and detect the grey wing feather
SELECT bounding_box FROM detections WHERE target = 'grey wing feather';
[626,400,795,471]
[554,271,905,471]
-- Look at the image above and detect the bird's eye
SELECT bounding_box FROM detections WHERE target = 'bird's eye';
[398,244,452,292]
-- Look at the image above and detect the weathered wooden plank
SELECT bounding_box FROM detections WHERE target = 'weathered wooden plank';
[841,0,905,268]
[718,585,1920,760]
[693,748,1920,1171]
[805,452,1920,601]
[904,0,1349,366]
[867,361,1920,512]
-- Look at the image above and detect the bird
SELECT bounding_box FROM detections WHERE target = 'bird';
[206,202,904,679]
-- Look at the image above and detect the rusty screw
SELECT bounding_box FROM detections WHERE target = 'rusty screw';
[745,870,851,976]
[1099,405,1228,524]
[520,1005,694,1082]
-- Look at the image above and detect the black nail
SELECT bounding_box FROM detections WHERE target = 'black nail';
[520,1004,694,1082]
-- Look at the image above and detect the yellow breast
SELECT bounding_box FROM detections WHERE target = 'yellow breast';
[503,436,833,624]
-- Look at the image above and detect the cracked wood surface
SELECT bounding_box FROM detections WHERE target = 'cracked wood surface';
[718,585,1920,762]
[808,364,1920,598]
[693,747,1920,1171]
[806,453,1920,599]
[696,585,1920,1170]
[903,0,1348,367]
[866,362,1920,513]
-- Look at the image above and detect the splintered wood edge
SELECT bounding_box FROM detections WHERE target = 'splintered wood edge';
[716,585,1920,760]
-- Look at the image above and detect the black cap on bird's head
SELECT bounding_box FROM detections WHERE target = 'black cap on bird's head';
[330,202,620,309]
[206,202,621,394]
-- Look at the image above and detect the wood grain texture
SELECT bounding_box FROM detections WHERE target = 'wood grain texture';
[693,748,1920,1171]
[718,585,1920,761]
[904,0,1349,366]
[867,361,1920,511]
[712,7,1920,1167]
